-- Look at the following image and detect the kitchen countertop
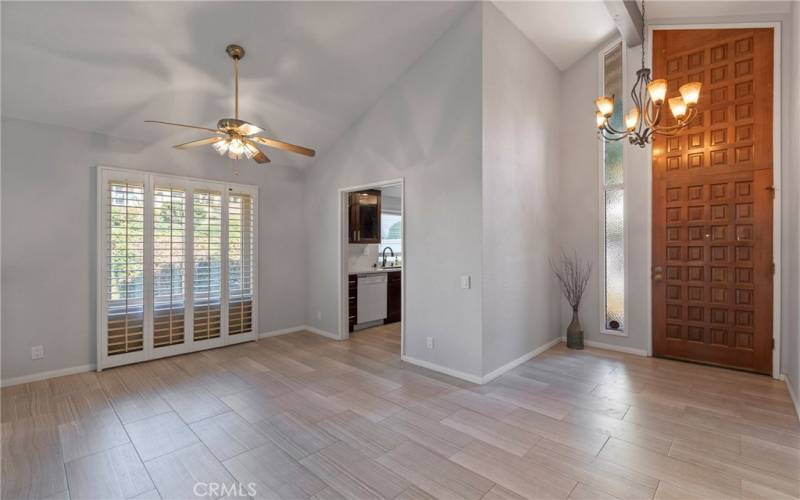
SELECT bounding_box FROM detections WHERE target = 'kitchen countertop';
[349,267,402,275]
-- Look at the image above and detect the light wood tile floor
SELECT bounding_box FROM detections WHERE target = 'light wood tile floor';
[2,323,798,499]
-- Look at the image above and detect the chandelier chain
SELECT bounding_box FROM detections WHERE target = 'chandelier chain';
[640,0,646,69]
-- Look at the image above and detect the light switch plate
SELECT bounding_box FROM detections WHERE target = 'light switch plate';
[426,337,434,349]
[31,345,44,360]
[460,275,471,289]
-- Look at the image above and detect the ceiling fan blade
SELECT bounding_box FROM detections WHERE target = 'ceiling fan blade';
[244,140,270,164]
[145,120,222,134]
[173,137,223,149]
[249,135,316,157]
[236,122,263,136]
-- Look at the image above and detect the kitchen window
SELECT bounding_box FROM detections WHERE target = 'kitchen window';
[379,213,402,262]
[600,40,626,334]
[98,167,257,369]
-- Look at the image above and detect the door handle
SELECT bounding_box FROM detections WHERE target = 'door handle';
[654,274,663,282]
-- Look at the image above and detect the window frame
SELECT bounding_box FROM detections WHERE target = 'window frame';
[97,166,258,370]
[597,38,630,337]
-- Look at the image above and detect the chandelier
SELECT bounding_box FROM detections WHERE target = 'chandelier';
[595,0,702,147]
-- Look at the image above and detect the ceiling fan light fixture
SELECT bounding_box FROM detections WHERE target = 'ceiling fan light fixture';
[146,44,316,164]
[213,138,230,156]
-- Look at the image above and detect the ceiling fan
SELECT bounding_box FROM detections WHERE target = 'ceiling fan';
[146,44,315,164]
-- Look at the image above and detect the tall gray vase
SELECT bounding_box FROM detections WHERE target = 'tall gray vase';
[566,308,584,349]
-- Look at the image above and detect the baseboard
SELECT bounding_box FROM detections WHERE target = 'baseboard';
[1,364,97,388]
[400,355,483,384]
[561,336,649,357]
[258,326,306,338]
[481,337,562,384]
[780,374,800,422]
[302,325,341,340]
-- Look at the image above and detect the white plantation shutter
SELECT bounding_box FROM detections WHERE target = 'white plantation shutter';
[228,193,254,335]
[106,180,145,356]
[98,168,257,369]
[193,189,223,341]
[153,185,186,348]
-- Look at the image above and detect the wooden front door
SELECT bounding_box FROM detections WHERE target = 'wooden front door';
[652,28,774,374]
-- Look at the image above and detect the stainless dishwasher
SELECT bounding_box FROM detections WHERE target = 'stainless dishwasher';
[357,273,387,324]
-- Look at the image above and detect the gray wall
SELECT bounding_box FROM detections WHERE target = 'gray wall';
[558,42,652,354]
[304,4,484,377]
[481,3,562,375]
[1,117,307,380]
[784,0,800,401]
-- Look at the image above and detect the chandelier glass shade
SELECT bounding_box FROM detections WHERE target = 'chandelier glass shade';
[594,0,702,147]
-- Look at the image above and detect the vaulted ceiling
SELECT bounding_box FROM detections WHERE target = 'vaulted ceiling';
[493,0,793,71]
[1,1,468,167]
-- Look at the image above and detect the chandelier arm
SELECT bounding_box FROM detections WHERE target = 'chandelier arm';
[602,122,628,135]
[644,100,661,128]
[651,107,698,134]
[600,129,628,142]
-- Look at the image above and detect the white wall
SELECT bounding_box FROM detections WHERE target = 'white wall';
[1,117,307,381]
[303,4,484,377]
[481,3,562,375]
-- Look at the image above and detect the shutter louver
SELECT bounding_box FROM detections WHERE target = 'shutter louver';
[153,186,186,348]
[193,190,222,340]
[106,181,145,356]
[228,193,254,335]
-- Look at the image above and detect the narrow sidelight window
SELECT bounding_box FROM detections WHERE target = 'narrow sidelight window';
[601,41,625,332]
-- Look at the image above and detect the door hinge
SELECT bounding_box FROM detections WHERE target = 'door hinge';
[772,338,775,350]
[766,186,776,199]
[772,262,776,275]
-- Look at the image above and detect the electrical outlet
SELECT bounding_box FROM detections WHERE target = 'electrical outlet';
[426,337,434,349]
[316,311,322,321]
[31,345,44,360]
[460,275,471,289]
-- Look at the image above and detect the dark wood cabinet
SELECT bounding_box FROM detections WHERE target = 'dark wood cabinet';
[348,274,357,332]
[386,270,401,324]
[349,190,381,243]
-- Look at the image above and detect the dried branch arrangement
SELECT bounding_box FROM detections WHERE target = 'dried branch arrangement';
[550,250,592,311]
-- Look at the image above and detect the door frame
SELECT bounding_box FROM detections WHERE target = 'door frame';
[645,22,782,379]
[337,178,405,355]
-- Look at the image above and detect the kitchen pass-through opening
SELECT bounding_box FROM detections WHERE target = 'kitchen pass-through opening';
[338,179,404,356]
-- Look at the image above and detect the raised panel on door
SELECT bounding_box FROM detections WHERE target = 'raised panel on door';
[652,28,773,374]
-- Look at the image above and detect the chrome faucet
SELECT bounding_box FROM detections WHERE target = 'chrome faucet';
[381,247,394,267]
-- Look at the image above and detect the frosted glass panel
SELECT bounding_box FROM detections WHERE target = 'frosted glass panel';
[605,189,624,330]
[602,41,625,332]
[604,43,624,186]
